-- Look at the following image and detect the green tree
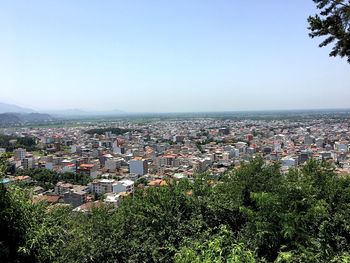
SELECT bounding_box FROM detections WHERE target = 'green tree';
[0,186,46,263]
[2,157,350,262]
[0,153,12,179]
[308,0,350,63]
[17,168,91,190]
[174,226,257,263]
[0,134,37,152]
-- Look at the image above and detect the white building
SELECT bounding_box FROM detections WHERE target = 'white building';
[14,148,26,160]
[315,138,324,148]
[304,134,315,145]
[104,193,121,207]
[231,148,240,157]
[281,156,297,167]
[22,157,34,169]
[61,164,76,173]
[273,142,282,152]
[105,158,122,172]
[247,147,255,154]
[334,141,348,152]
[129,158,148,175]
[235,142,247,153]
[45,162,53,170]
[92,179,115,195]
[157,155,180,167]
[173,135,185,143]
[70,145,77,153]
[55,182,74,195]
[105,158,117,172]
[112,179,134,194]
[222,152,230,161]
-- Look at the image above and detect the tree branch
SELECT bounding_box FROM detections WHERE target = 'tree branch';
[329,0,350,8]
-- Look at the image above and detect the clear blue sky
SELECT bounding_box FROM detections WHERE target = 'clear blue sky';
[1,0,349,113]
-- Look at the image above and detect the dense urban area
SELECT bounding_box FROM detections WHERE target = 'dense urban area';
[1,113,350,205]
[2,0,350,261]
[1,111,350,262]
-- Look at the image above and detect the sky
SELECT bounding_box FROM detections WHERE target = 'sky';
[0,0,349,113]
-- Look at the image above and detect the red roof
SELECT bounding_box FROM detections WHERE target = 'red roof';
[80,164,95,168]
[163,155,177,159]
[33,195,61,204]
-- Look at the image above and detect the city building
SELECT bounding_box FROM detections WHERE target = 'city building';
[129,158,148,175]
[112,179,134,194]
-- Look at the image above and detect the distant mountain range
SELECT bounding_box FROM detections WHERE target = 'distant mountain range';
[0,112,56,126]
[0,102,126,121]
[0,102,58,126]
[0,102,35,114]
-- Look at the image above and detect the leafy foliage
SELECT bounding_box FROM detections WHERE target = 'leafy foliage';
[308,0,350,63]
[0,184,46,263]
[174,226,257,263]
[0,134,37,152]
[0,153,13,179]
[1,156,350,262]
[16,168,91,190]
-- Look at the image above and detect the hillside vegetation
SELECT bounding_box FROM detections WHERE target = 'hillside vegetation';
[0,135,37,152]
[1,155,350,262]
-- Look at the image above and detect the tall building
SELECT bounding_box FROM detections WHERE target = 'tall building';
[77,163,99,178]
[218,127,230,136]
[14,148,26,160]
[22,157,34,169]
[157,155,179,167]
[173,135,185,143]
[304,134,315,145]
[129,158,148,175]
[105,158,122,172]
[334,141,349,152]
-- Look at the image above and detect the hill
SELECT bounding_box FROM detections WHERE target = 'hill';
[0,113,55,126]
[0,102,35,113]
[1,158,350,262]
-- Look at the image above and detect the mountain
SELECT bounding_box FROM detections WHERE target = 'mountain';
[0,102,35,113]
[0,113,22,125]
[21,113,55,122]
[0,113,55,126]
[0,102,126,117]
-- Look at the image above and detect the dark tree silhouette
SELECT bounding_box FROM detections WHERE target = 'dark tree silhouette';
[308,0,350,63]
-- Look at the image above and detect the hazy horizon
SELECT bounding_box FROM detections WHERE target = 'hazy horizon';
[1,1,350,112]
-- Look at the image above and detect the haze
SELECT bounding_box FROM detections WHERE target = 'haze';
[1,0,349,113]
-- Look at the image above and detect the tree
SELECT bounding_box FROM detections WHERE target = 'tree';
[2,157,350,262]
[0,135,37,152]
[0,153,12,179]
[16,168,91,190]
[308,0,350,63]
[174,226,257,263]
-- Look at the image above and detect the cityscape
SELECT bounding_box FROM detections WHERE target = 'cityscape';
[1,0,350,262]
[1,110,350,210]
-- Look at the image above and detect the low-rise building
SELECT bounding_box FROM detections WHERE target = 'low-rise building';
[112,179,134,194]
[63,189,88,208]
[77,163,99,178]
[92,179,115,195]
